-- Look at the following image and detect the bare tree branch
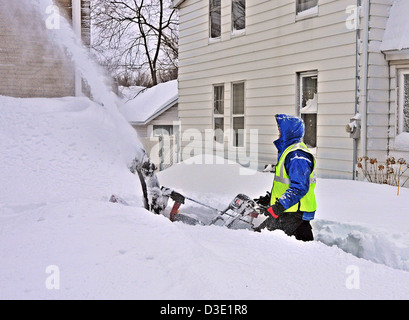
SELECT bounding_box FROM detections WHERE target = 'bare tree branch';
[91,0,178,86]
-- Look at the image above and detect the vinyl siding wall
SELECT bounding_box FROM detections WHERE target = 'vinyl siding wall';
[361,0,393,160]
[356,0,409,186]
[57,0,91,47]
[133,104,180,170]
[0,0,90,98]
[132,104,180,139]
[177,0,358,178]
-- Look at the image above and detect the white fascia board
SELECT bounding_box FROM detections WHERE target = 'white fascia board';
[171,0,186,8]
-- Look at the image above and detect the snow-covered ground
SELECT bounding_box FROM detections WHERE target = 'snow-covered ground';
[1,95,409,300]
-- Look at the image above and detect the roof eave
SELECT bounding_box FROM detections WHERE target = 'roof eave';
[129,97,178,126]
[171,0,185,8]
[382,48,409,61]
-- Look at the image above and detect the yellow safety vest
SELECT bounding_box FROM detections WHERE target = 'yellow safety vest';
[271,142,317,213]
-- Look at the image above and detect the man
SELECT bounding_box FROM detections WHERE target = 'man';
[254,114,317,242]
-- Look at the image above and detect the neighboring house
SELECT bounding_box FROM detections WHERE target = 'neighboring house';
[172,0,409,182]
[119,80,180,170]
[0,0,90,98]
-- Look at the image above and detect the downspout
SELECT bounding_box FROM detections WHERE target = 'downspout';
[361,0,370,159]
[386,58,391,156]
[353,0,361,180]
[72,0,82,96]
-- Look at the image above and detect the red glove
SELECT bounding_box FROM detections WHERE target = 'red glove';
[266,202,285,219]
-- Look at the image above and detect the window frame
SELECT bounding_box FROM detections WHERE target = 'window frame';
[231,0,246,36]
[397,69,409,135]
[213,84,225,144]
[231,81,246,148]
[295,0,318,20]
[209,0,222,40]
[152,125,174,137]
[297,71,318,149]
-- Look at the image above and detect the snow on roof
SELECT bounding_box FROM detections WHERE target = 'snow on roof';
[118,85,146,101]
[119,80,178,124]
[380,0,409,52]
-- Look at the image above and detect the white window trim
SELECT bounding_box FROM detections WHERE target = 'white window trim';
[231,82,246,149]
[231,0,246,37]
[152,125,175,137]
[213,84,225,145]
[397,69,409,135]
[298,71,318,114]
[295,1,318,21]
[209,37,222,44]
[231,28,246,37]
[209,0,222,41]
[298,71,318,152]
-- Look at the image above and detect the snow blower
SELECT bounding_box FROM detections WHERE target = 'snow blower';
[109,151,264,231]
[161,187,262,230]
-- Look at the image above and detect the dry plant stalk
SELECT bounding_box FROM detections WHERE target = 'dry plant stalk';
[357,156,409,189]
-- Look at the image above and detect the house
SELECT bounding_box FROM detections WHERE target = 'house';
[172,0,409,182]
[0,0,90,98]
[119,80,180,170]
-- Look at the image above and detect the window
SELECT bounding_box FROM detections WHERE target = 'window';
[232,82,245,147]
[232,0,245,33]
[398,69,409,134]
[209,0,221,39]
[153,125,174,137]
[296,0,318,17]
[213,84,225,143]
[298,72,318,148]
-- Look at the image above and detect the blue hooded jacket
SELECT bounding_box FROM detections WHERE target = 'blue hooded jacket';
[273,114,315,220]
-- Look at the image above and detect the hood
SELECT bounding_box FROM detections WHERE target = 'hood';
[273,114,305,156]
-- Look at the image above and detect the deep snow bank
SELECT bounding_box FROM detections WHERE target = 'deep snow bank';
[0,95,144,208]
[4,197,409,300]
[314,179,409,272]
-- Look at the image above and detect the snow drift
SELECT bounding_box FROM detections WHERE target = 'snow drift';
[0,96,144,207]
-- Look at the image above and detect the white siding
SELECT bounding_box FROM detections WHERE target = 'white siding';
[384,61,409,185]
[359,0,394,161]
[150,103,180,126]
[132,104,180,170]
[178,0,359,178]
[132,104,179,138]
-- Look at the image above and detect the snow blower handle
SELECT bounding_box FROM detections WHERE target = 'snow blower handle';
[169,190,186,205]
[160,187,186,204]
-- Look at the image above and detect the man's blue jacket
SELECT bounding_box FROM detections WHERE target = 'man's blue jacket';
[273,114,315,220]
